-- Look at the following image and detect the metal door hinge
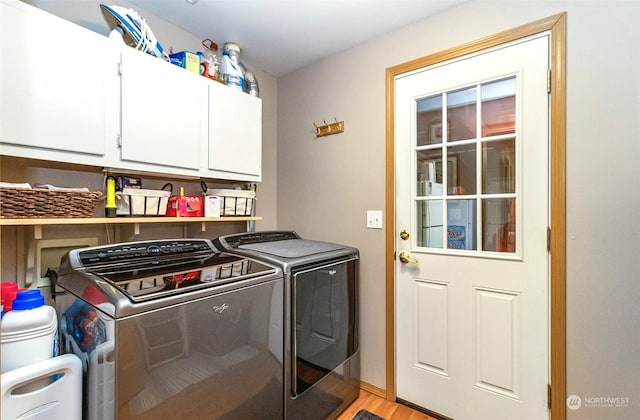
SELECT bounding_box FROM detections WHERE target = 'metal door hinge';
[118,61,123,76]
[547,69,551,93]
[117,133,122,147]
[547,227,551,252]
[548,383,552,410]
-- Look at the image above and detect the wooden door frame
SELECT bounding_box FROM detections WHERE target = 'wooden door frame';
[384,13,567,420]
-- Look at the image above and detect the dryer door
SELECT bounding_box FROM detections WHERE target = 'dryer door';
[292,258,358,396]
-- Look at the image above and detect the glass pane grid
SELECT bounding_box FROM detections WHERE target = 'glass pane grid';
[414,76,519,256]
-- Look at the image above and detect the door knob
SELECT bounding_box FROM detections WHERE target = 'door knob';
[398,251,419,264]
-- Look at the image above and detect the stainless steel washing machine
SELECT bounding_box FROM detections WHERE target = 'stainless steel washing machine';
[54,238,284,420]
[213,231,360,420]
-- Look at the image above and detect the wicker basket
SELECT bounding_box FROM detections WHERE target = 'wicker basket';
[0,188,102,218]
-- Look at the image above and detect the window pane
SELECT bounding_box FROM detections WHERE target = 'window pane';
[448,87,477,142]
[482,138,516,194]
[448,144,476,195]
[482,198,516,252]
[447,199,477,250]
[481,77,516,137]
[417,149,444,196]
[417,95,443,146]
[417,200,443,248]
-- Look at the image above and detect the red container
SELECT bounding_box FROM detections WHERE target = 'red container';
[166,195,203,217]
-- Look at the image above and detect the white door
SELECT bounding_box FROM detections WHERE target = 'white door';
[395,35,550,419]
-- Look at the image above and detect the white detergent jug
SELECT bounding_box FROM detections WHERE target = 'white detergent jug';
[220,42,245,92]
[1,354,82,420]
[1,289,58,373]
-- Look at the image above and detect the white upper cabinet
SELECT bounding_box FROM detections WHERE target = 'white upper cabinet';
[0,0,118,166]
[0,0,262,183]
[208,82,262,181]
[118,48,207,174]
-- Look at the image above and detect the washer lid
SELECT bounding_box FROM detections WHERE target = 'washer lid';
[239,239,345,258]
[57,239,279,309]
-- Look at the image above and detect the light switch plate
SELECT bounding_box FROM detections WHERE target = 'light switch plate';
[367,210,383,229]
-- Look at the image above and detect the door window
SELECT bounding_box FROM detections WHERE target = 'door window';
[415,76,518,253]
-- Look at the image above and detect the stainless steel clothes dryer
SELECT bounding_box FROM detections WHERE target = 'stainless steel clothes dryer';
[213,231,360,420]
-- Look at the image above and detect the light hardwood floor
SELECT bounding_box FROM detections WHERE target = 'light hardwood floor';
[336,390,436,420]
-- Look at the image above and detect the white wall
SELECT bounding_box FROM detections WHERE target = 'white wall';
[277,1,640,418]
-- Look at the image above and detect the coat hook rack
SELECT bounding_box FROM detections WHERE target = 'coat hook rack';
[314,118,344,138]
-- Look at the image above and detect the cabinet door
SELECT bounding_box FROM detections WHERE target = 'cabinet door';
[120,48,206,171]
[208,82,262,180]
[0,0,116,165]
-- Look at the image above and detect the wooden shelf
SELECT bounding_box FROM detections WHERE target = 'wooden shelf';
[0,216,261,226]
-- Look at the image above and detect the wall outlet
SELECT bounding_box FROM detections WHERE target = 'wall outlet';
[33,237,98,288]
[367,210,383,229]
